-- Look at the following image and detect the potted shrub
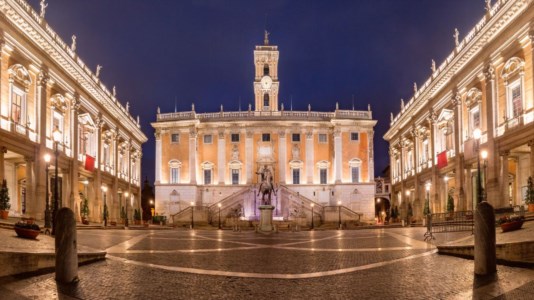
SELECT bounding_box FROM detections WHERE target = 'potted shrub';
[407,203,413,226]
[497,214,524,232]
[446,193,455,220]
[14,221,40,239]
[134,209,141,225]
[525,176,534,212]
[80,194,90,225]
[0,179,11,219]
[120,206,126,224]
[102,203,109,224]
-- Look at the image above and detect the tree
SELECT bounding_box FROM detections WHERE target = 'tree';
[446,193,455,213]
[423,197,430,216]
[525,176,534,205]
[80,193,89,219]
[0,179,10,211]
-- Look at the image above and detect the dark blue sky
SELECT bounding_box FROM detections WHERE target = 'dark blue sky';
[29,0,483,183]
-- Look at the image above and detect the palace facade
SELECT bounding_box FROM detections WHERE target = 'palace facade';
[0,0,147,223]
[152,34,377,223]
[384,0,534,220]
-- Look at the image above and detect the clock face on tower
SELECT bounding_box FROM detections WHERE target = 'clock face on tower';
[260,75,272,89]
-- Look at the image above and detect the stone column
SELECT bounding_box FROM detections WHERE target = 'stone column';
[34,70,49,219]
[484,66,500,206]
[189,129,197,184]
[500,151,510,208]
[94,115,104,219]
[69,96,80,211]
[0,146,6,182]
[428,112,438,212]
[155,129,161,183]
[217,131,226,184]
[529,140,534,178]
[452,93,466,211]
[305,130,314,184]
[24,157,34,216]
[112,130,119,222]
[334,130,342,183]
[278,130,286,184]
[368,131,375,182]
[245,130,253,184]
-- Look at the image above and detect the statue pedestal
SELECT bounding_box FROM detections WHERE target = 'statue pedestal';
[258,205,274,234]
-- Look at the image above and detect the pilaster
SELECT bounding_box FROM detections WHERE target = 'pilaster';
[218,130,226,184]
[277,130,286,184]
[305,130,314,184]
[155,129,161,183]
[245,130,253,184]
[333,130,342,183]
[189,129,197,184]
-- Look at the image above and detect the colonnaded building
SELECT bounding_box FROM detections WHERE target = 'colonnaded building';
[0,0,147,223]
[152,33,377,224]
[384,0,534,221]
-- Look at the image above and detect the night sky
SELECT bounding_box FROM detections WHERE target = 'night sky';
[28,0,484,184]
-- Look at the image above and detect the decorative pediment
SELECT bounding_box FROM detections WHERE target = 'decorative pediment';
[501,57,524,81]
[50,94,68,112]
[228,160,242,169]
[316,160,330,169]
[78,113,96,128]
[437,109,454,122]
[201,161,214,170]
[289,160,303,169]
[465,88,482,107]
[8,64,31,86]
[169,160,181,168]
[348,158,362,167]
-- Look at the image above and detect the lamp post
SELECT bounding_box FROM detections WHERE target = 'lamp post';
[190,201,195,229]
[51,127,61,236]
[101,185,108,227]
[44,154,51,229]
[217,203,222,229]
[337,200,342,230]
[310,203,315,230]
[481,150,488,202]
[124,191,129,228]
[474,128,484,204]
[425,182,431,216]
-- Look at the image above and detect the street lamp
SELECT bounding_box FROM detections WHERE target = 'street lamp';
[217,203,222,229]
[425,182,431,216]
[473,128,484,204]
[310,203,315,230]
[337,200,342,230]
[190,201,195,229]
[124,191,129,227]
[101,185,108,227]
[51,126,61,236]
[44,154,51,229]
[481,149,488,201]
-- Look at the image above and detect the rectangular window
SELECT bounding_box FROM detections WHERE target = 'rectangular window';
[171,133,180,143]
[320,169,327,184]
[292,133,300,142]
[170,168,179,184]
[231,169,239,185]
[292,169,300,184]
[351,132,359,141]
[262,133,270,142]
[318,133,327,144]
[511,84,522,118]
[11,92,23,123]
[204,169,212,185]
[231,133,240,143]
[203,134,212,144]
[103,145,109,165]
[469,106,480,137]
[351,167,360,183]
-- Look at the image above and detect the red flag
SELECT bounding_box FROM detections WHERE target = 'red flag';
[85,155,95,171]
[437,151,448,169]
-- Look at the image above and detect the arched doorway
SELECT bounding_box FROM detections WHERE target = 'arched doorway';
[375,197,391,224]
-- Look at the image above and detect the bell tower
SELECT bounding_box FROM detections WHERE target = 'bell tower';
[253,31,280,111]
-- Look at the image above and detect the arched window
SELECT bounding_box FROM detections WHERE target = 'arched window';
[501,57,525,121]
[263,64,269,75]
[264,93,270,107]
[8,64,31,128]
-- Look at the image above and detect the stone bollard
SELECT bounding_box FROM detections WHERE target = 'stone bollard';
[55,207,79,283]
[474,201,496,276]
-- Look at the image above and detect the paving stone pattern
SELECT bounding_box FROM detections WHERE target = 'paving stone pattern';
[0,228,532,299]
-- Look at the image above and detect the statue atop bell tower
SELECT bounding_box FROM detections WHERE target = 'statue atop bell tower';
[254,31,279,111]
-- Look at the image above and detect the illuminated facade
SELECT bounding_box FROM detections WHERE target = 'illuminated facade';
[152,33,377,222]
[384,0,534,220]
[0,0,147,222]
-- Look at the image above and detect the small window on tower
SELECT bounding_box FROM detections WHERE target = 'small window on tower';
[264,94,270,107]
[262,133,271,142]
[264,64,269,75]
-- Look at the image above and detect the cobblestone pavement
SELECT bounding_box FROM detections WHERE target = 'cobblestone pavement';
[0,227,533,299]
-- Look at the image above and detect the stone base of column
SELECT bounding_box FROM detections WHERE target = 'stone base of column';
[258,205,274,234]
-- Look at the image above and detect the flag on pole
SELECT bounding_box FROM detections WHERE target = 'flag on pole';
[85,154,95,171]
[437,151,448,169]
